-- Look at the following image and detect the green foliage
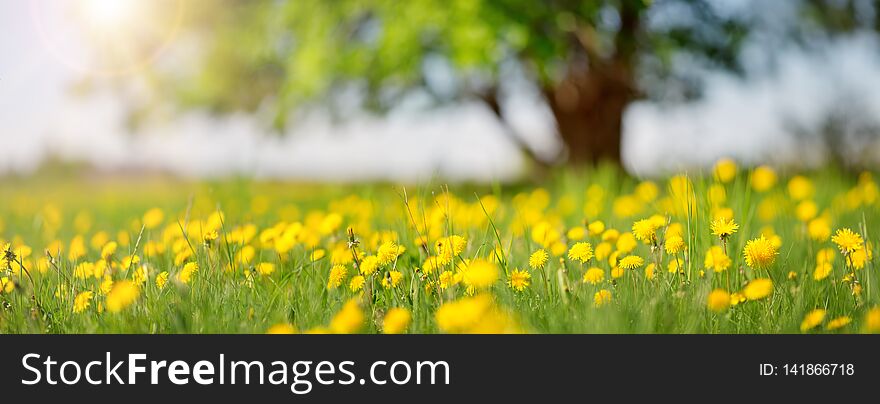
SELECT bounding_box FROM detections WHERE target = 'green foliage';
[159,0,751,128]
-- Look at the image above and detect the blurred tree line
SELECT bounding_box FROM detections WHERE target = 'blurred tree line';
[113,0,880,167]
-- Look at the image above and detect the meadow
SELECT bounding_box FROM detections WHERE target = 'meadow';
[1,161,879,334]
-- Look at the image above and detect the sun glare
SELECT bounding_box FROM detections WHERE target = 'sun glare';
[79,0,139,30]
[30,0,185,75]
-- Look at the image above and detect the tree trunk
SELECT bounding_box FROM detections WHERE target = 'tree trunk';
[544,62,634,166]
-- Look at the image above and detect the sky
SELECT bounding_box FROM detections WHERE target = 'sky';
[3,1,880,182]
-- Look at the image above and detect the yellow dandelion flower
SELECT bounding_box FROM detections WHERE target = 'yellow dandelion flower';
[528,249,548,270]
[703,246,731,273]
[74,262,95,279]
[594,242,613,261]
[435,294,518,334]
[434,235,466,264]
[99,275,113,295]
[608,251,620,268]
[800,309,826,332]
[329,299,364,334]
[851,246,872,269]
[381,270,403,289]
[178,262,198,284]
[329,245,353,265]
[359,255,380,276]
[636,181,660,202]
[349,275,365,292]
[174,250,192,267]
[567,226,586,241]
[101,241,118,260]
[68,236,87,261]
[550,241,567,257]
[0,277,14,294]
[743,278,773,301]
[462,259,499,289]
[438,270,459,290]
[808,217,832,241]
[826,316,851,331]
[310,249,326,262]
[582,267,605,285]
[832,228,864,255]
[119,230,132,246]
[121,254,140,270]
[602,229,621,243]
[377,241,400,266]
[708,184,727,205]
[435,294,492,333]
[267,324,297,334]
[256,262,276,276]
[817,248,836,265]
[713,158,738,183]
[507,269,531,292]
[710,217,739,240]
[202,229,219,245]
[142,208,165,230]
[665,235,685,255]
[155,271,169,289]
[73,291,94,313]
[588,221,606,236]
[795,200,818,222]
[618,255,644,270]
[649,214,667,228]
[531,222,561,247]
[632,219,659,244]
[421,256,442,274]
[234,245,256,265]
[131,265,146,285]
[593,289,612,307]
[787,176,815,201]
[615,233,638,254]
[667,258,685,274]
[318,213,342,235]
[743,236,779,269]
[863,308,880,333]
[613,195,644,218]
[853,284,863,297]
[644,263,655,280]
[729,292,746,306]
[105,281,140,313]
[327,265,348,289]
[383,308,411,334]
[751,166,777,192]
[712,207,734,222]
[707,289,730,312]
[567,242,594,263]
[813,262,833,281]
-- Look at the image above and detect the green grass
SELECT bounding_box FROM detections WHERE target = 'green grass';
[1,164,878,334]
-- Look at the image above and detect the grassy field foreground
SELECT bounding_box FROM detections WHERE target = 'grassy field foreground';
[2,161,880,334]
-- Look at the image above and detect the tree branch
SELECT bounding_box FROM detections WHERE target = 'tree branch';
[477,87,556,168]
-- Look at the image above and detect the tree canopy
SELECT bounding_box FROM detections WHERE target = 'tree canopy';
[102,0,877,165]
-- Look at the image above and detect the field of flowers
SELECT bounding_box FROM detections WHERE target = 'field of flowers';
[2,160,880,334]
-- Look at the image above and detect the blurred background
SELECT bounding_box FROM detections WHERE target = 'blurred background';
[4,0,880,182]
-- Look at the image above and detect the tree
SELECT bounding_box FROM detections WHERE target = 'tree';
[115,0,868,166]
[115,0,746,167]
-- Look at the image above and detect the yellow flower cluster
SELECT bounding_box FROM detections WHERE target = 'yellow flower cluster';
[0,159,878,334]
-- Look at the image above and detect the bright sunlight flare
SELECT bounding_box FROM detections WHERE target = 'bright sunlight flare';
[78,0,140,30]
